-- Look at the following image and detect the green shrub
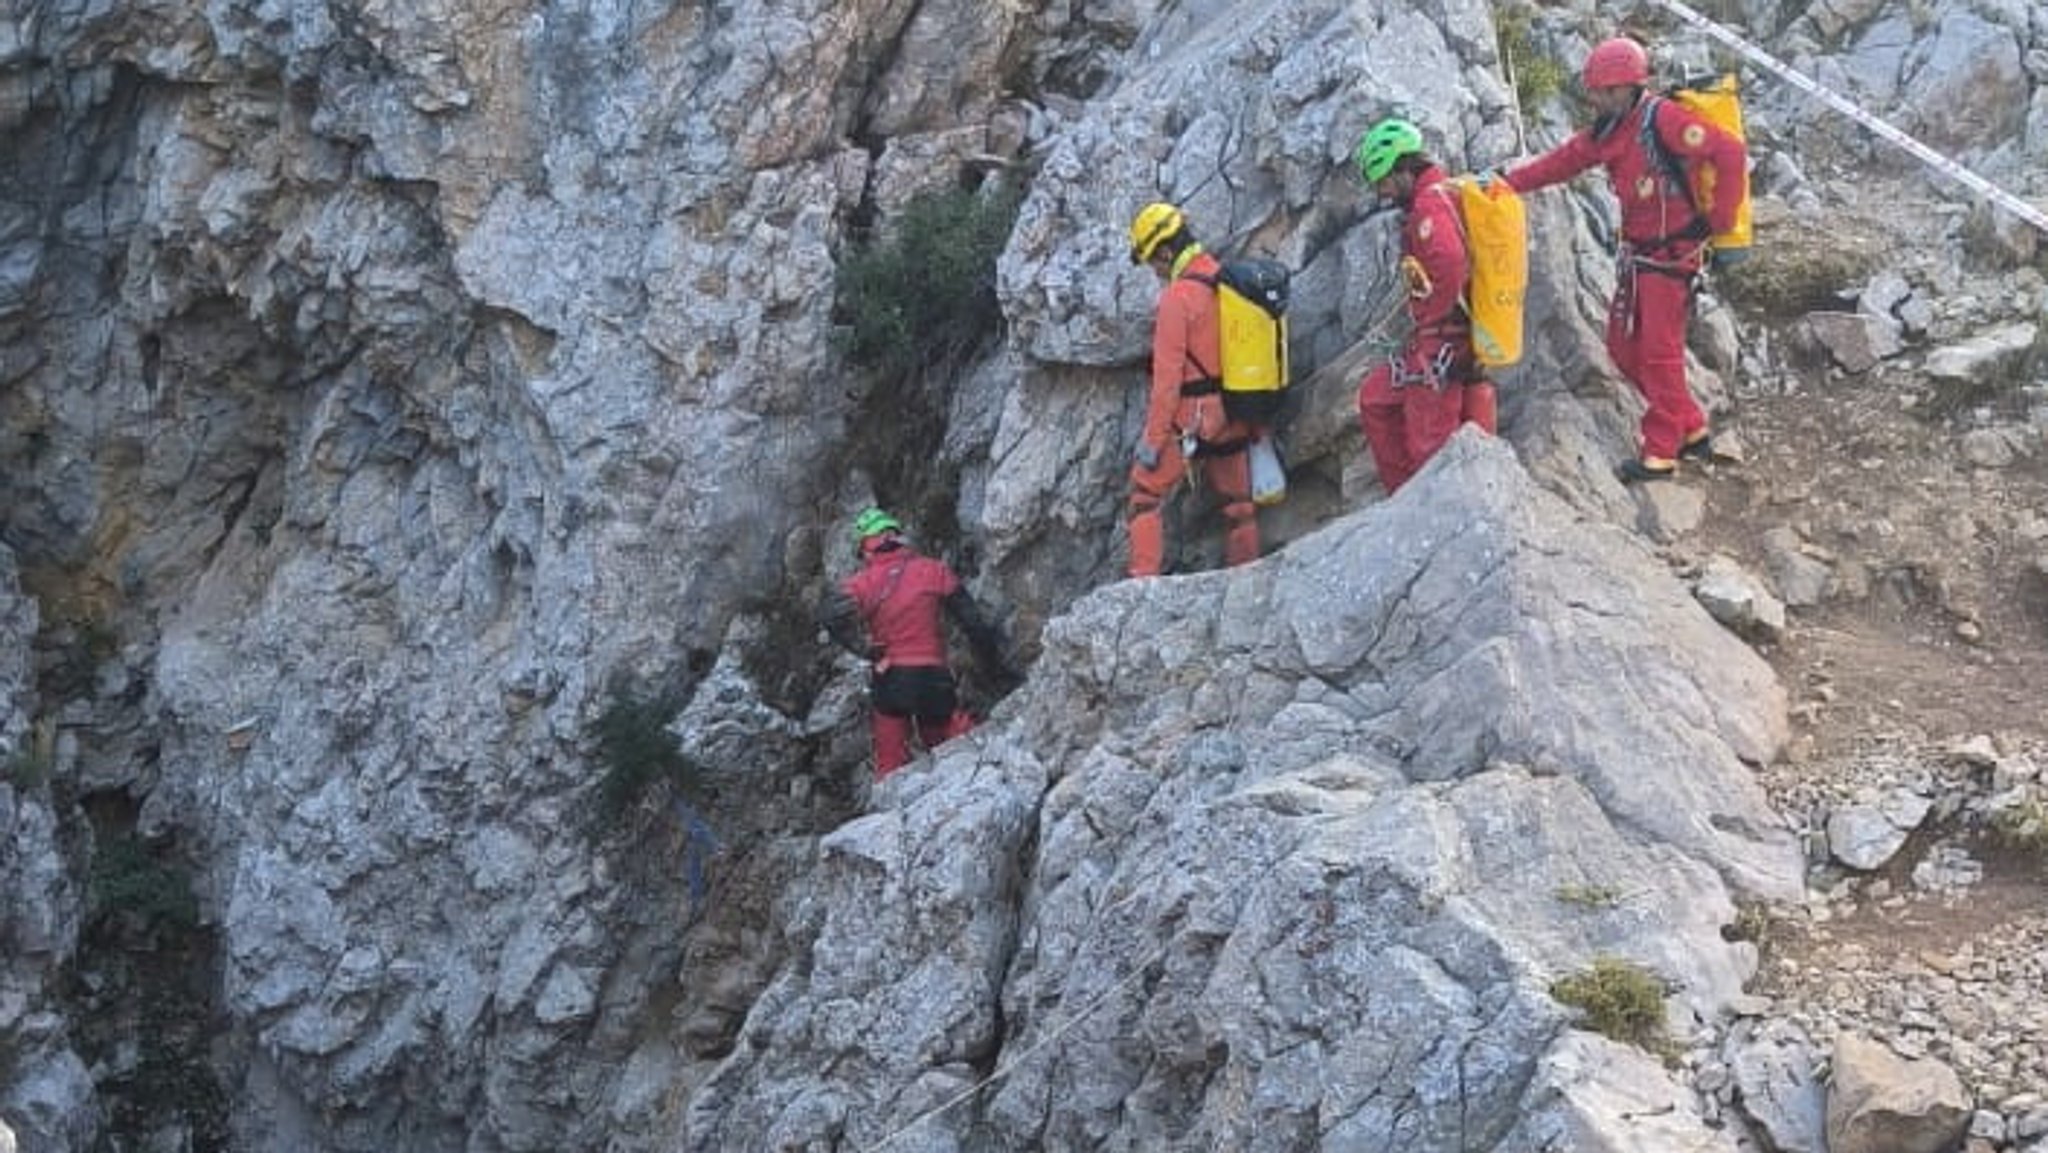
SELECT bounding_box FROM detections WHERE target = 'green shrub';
[1495,8,1569,110]
[1554,884,1624,909]
[586,678,703,820]
[89,835,199,931]
[1549,956,1674,1057]
[6,719,54,790]
[836,186,1020,378]
[1990,798,2048,855]
[1725,900,1774,946]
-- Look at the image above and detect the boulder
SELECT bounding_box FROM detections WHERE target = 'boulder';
[1826,788,1934,870]
[1925,323,2039,381]
[1827,1034,1971,1153]
[1696,555,1790,641]
[1729,1019,1829,1153]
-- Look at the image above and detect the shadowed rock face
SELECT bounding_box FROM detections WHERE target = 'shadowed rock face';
[0,546,95,1152]
[680,436,1800,1152]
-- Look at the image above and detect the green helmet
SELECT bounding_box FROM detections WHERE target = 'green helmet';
[851,507,902,542]
[1356,118,1425,183]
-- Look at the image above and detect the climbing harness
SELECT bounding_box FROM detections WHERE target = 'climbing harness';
[1386,341,1464,391]
[1642,0,2048,237]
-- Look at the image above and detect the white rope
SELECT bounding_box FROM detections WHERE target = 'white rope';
[1641,0,2048,235]
[855,940,1170,1153]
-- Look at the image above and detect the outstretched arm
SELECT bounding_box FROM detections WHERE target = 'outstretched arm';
[817,589,867,657]
[1502,129,1599,196]
[944,589,1019,684]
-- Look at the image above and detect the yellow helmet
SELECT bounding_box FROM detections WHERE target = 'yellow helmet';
[1128,202,1186,265]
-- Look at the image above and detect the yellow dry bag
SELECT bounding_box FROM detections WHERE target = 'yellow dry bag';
[1194,258,1291,425]
[1652,74,1754,263]
[1448,177,1529,369]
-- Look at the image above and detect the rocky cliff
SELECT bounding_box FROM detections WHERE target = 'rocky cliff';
[2,0,2044,1149]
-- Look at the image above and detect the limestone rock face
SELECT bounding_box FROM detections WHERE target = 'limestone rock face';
[680,437,1799,1150]
[0,547,96,1152]
[4,0,1046,1148]
[17,0,2006,1145]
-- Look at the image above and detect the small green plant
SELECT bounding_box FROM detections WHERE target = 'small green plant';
[1495,7,1569,110]
[89,835,199,932]
[1989,798,2048,855]
[1554,884,1624,909]
[1549,956,1674,1058]
[6,718,55,790]
[586,678,703,820]
[1725,900,1774,946]
[835,185,1020,378]
[1719,239,1880,316]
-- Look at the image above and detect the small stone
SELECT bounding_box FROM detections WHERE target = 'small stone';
[1955,620,1983,643]
[1705,429,1748,463]
[1943,735,2001,768]
[1960,428,2019,470]
[1729,994,1774,1017]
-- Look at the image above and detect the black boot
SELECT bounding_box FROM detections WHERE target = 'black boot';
[1677,432,1714,462]
[1615,458,1676,484]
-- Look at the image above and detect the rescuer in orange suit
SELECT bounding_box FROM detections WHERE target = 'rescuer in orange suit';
[1124,203,1261,577]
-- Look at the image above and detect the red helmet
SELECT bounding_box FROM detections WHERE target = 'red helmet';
[1582,37,1650,89]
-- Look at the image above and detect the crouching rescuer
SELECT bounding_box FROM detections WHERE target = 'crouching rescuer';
[819,508,1015,778]
[1124,203,1263,578]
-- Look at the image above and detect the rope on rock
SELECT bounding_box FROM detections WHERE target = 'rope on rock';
[1642,0,2048,236]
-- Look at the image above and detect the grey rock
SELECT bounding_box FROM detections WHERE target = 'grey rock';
[1508,1033,1744,1151]
[1861,269,1913,321]
[1729,1020,1828,1153]
[1694,295,1744,379]
[1827,788,1934,870]
[1758,151,1809,197]
[1697,555,1790,641]
[1828,1034,1971,1153]
[1909,843,1984,892]
[1762,527,1834,608]
[1925,323,2039,381]
[1898,293,1937,338]
[1901,10,2029,153]
[1960,427,2026,469]
[1804,311,1898,374]
[1639,481,1707,543]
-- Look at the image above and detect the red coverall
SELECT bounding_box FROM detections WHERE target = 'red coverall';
[1504,94,1745,465]
[839,543,975,777]
[1128,248,1260,577]
[1357,165,1484,495]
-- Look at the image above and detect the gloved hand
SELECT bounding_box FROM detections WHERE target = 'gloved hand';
[1134,440,1161,471]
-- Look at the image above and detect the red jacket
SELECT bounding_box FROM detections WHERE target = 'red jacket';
[839,546,960,669]
[1145,249,1242,449]
[1402,166,1470,335]
[1504,93,1745,248]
